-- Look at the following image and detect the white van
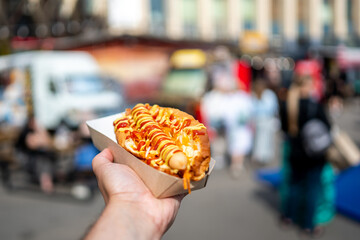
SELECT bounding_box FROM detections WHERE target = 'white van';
[0,51,124,129]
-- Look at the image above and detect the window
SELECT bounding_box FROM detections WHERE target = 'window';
[322,0,332,38]
[49,79,57,95]
[242,0,255,30]
[150,0,166,36]
[163,69,207,98]
[65,75,104,94]
[212,0,227,39]
[272,0,281,35]
[182,0,198,38]
[298,0,307,36]
[347,0,353,37]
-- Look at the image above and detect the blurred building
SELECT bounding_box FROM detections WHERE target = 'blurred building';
[105,0,360,48]
[0,0,107,46]
[1,0,360,52]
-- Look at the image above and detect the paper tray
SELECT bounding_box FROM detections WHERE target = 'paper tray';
[87,113,215,198]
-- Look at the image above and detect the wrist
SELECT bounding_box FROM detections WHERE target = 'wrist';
[106,198,162,239]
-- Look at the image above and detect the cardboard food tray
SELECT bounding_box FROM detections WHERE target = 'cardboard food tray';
[87,113,215,198]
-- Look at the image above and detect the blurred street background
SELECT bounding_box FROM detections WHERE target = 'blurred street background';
[0,0,360,239]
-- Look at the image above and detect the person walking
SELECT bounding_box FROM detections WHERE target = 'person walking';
[202,64,253,177]
[279,75,335,235]
[251,77,279,164]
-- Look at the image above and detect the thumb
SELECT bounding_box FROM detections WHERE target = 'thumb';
[92,148,114,175]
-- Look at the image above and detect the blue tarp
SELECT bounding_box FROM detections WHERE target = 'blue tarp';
[74,143,99,171]
[256,165,360,222]
[256,168,283,188]
[335,165,360,222]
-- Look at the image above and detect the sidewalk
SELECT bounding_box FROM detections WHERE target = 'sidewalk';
[1,167,359,240]
[0,100,359,240]
[164,168,360,240]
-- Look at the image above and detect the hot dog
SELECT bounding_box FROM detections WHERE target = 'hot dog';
[113,103,211,190]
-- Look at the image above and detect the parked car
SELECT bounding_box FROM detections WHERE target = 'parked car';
[155,49,209,115]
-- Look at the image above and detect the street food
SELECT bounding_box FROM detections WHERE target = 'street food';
[113,103,211,191]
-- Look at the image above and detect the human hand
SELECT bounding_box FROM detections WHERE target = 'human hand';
[88,148,185,239]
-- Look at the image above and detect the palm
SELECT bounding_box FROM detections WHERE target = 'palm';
[93,149,183,233]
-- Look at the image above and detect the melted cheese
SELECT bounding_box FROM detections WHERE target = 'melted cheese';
[113,103,207,179]
[116,127,133,132]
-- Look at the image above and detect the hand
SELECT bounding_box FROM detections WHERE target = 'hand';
[86,148,185,239]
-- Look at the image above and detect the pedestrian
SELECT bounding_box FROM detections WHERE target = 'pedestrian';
[251,77,279,164]
[15,116,55,193]
[84,149,184,240]
[279,75,335,236]
[201,64,253,177]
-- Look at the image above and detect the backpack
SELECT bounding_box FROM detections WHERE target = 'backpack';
[300,102,332,157]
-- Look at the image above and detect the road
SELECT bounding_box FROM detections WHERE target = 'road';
[0,99,359,240]
[1,167,359,240]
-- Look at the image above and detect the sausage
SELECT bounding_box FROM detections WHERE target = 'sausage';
[168,152,187,170]
[114,103,211,182]
[131,104,188,170]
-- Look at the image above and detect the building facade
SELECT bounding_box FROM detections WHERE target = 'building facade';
[1,0,360,48]
[107,0,360,47]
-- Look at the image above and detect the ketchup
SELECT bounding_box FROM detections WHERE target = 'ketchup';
[183,119,191,128]
[137,141,146,151]
[116,122,129,129]
[192,130,205,136]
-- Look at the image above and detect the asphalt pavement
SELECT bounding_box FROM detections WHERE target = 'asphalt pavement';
[0,99,360,240]
[1,166,359,240]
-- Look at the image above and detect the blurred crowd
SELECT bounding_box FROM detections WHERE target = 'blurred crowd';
[0,1,360,239]
[201,47,279,175]
[0,40,359,234]
[198,45,360,235]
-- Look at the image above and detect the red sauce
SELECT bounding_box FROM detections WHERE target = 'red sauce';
[144,124,160,132]
[137,141,145,151]
[139,120,152,129]
[152,110,159,119]
[114,117,129,125]
[193,130,205,136]
[183,119,191,128]
[159,142,172,152]
[153,136,168,150]
[116,122,129,129]
[131,131,142,141]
